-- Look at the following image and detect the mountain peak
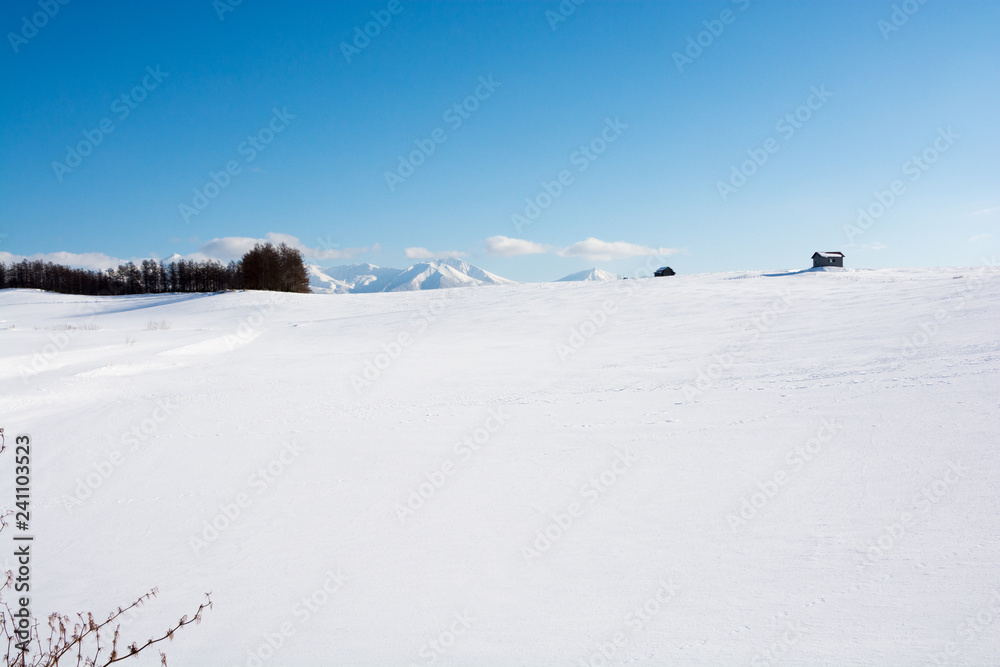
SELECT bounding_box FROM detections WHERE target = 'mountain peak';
[557,268,623,282]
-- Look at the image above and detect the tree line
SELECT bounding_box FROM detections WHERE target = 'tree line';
[0,242,310,296]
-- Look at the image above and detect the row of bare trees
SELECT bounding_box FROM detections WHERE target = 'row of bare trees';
[0,243,310,296]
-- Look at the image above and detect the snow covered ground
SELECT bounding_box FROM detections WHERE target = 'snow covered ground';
[2,265,999,666]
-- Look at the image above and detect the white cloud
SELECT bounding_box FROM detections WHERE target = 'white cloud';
[0,250,126,271]
[484,236,548,257]
[0,233,377,271]
[196,234,374,263]
[969,233,993,243]
[263,232,306,249]
[307,246,368,261]
[405,247,466,260]
[197,236,261,261]
[971,206,998,216]
[481,236,676,261]
[556,238,678,262]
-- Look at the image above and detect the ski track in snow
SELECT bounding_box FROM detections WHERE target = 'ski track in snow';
[1,266,999,666]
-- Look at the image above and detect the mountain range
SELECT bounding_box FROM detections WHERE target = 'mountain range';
[307,259,623,293]
[307,258,514,294]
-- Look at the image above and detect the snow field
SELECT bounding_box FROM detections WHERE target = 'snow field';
[0,265,998,665]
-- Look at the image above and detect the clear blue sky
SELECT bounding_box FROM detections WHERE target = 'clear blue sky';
[1,0,997,281]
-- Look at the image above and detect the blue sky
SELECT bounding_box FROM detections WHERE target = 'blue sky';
[1,0,997,281]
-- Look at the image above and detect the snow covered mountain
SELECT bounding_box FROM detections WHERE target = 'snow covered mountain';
[308,258,515,293]
[557,267,623,282]
[307,263,400,294]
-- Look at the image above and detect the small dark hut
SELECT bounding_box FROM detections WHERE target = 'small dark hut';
[812,252,844,268]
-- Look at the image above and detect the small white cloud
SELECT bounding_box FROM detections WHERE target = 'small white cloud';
[484,236,548,257]
[971,207,998,216]
[405,247,466,260]
[557,238,678,261]
[969,233,993,243]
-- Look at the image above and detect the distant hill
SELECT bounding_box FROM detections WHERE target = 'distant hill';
[557,268,623,282]
[308,258,515,294]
